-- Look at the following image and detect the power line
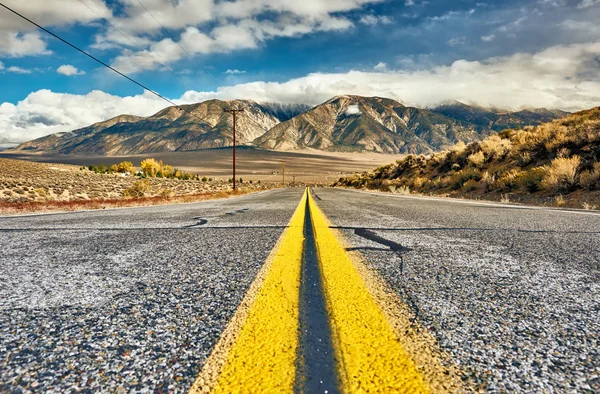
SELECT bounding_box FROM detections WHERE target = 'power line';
[0,1,210,125]
[134,0,222,89]
[76,0,199,94]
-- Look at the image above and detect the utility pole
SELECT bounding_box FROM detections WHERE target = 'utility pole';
[224,108,244,191]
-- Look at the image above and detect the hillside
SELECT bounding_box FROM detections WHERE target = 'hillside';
[254,96,488,154]
[9,96,567,156]
[431,101,569,132]
[334,107,600,208]
[11,100,306,156]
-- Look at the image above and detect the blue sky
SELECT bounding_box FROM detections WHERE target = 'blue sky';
[1,0,600,144]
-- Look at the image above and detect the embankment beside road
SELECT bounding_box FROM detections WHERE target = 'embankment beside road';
[334,107,600,210]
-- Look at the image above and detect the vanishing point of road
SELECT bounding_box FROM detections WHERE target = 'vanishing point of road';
[1,188,598,393]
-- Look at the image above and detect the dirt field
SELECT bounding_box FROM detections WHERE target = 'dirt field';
[1,147,400,184]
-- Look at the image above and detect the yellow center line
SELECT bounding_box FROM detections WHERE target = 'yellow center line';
[308,191,431,393]
[191,189,307,393]
[191,188,466,393]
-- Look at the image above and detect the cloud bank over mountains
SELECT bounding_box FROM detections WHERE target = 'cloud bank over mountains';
[2,40,600,145]
[1,0,600,144]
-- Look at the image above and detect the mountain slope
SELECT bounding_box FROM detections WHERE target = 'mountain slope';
[12,100,289,155]
[431,101,569,132]
[10,96,569,156]
[254,96,485,154]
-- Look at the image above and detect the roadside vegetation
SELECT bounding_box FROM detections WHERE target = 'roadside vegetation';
[334,107,600,209]
[0,157,268,214]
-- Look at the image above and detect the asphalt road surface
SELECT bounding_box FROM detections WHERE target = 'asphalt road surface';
[1,187,599,393]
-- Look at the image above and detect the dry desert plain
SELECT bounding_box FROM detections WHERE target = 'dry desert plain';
[1,147,399,184]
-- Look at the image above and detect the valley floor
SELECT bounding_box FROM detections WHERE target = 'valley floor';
[0,147,399,184]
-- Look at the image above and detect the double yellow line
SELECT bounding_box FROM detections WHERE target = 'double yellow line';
[190,189,465,393]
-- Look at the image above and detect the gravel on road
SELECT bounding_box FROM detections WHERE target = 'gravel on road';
[0,188,304,393]
[314,188,600,393]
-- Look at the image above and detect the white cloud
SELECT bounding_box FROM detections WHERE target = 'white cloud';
[373,62,388,71]
[405,0,415,6]
[226,69,246,75]
[0,89,168,144]
[345,104,362,115]
[98,0,373,73]
[448,37,467,46]
[178,41,600,111]
[111,14,354,74]
[0,31,50,57]
[429,9,475,21]
[0,61,3,70]
[359,14,393,25]
[3,41,600,145]
[57,65,85,76]
[7,66,31,74]
[481,34,495,42]
[578,0,600,8]
[0,0,111,57]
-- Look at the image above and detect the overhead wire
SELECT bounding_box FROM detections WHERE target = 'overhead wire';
[76,0,202,95]
[0,1,274,138]
[0,1,212,125]
[134,0,222,89]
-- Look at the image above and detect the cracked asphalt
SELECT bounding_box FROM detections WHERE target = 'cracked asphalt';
[314,188,600,393]
[2,187,599,393]
[0,188,304,393]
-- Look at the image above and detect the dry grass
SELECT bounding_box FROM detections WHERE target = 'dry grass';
[0,157,271,214]
[0,190,258,215]
[541,156,581,193]
[334,106,600,209]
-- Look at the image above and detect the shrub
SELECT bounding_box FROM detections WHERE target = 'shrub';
[541,156,581,193]
[481,171,496,192]
[159,189,174,198]
[480,135,512,160]
[516,152,533,167]
[110,164,118,173]
[516,167,546,193]
[117,161,135,173]
[462,179,479,193]
[33,188,47,199]
[162,164,174,177]
[202,176,208,182]
[411,176,428,190]
[495,169,520,192]
[141,158,160,177]
[450,168,482,189]
[450,141,467,154]
[123,179,152,198]
[467,151,486,168]
[579,163,600,190]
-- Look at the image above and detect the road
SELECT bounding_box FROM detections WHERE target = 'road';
[1,188,599,393]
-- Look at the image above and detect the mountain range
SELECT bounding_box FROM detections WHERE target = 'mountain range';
[10,96,568,155]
